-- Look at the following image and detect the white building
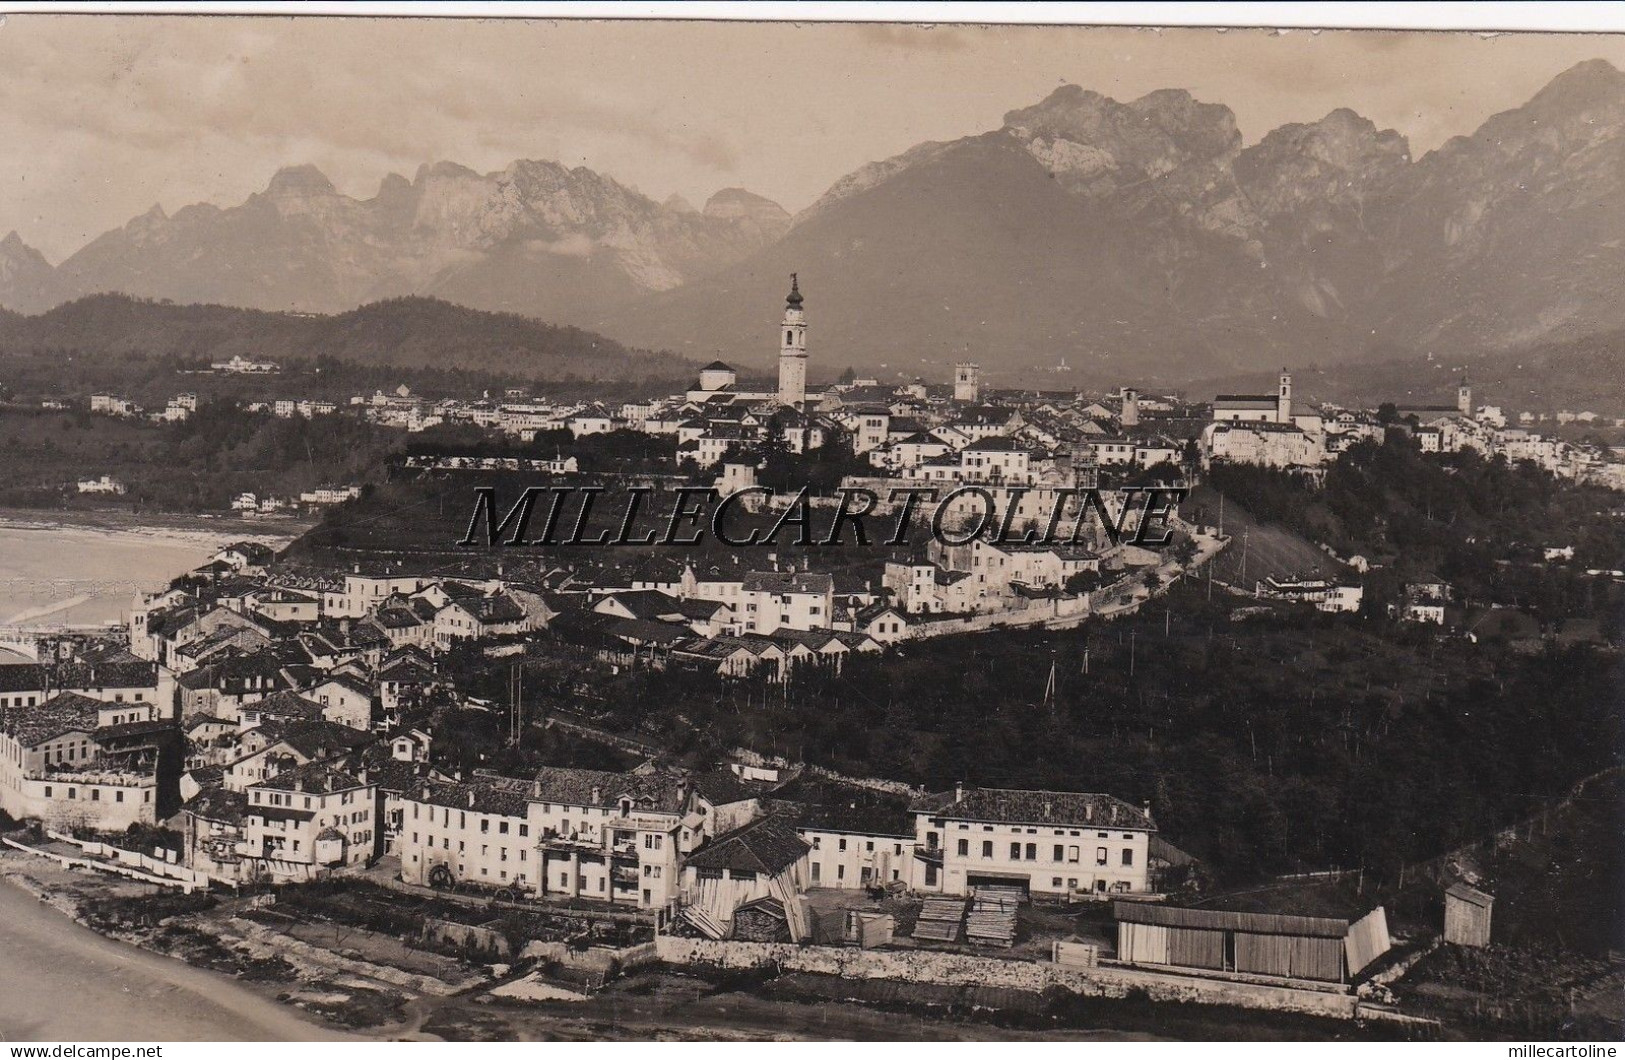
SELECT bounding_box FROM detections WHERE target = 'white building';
[911,785,1155,898]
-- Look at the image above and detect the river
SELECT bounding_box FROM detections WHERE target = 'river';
[0,513,297,630]
[0,879,350,1041]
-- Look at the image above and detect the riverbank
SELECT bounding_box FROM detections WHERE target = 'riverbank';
[0,851,1384,1042]
[0,503,314,542]
[0,858,356,1041]
[0,509,311,628]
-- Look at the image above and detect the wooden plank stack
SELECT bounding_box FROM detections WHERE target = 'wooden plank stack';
[912,895,968,942]
[966,885,1022,947]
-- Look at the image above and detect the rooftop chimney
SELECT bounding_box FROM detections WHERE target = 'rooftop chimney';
[590,785,602,804]
[953,780,964,803]
[468,790,476,808]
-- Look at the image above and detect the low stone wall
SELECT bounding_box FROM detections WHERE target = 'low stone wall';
[523,939,660,977]
[47,831,210,889]
[2,835,200,893]
[654,937,1358,1019]
[422,917,512,959]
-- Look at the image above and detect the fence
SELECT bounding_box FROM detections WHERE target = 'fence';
[2,834,205,893]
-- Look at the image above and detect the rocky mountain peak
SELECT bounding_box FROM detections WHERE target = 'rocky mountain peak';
[0,230,49,267]
[663,193,700,215]
[702,188,791,227]
[413,160,481,185]
[376,172,413,198]
[1524,57,1625,117]
[265,164,337,197]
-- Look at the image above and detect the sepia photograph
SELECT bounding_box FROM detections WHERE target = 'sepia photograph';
[0,2,1621,1048]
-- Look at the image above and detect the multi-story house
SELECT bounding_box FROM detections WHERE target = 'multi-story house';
[739,572,835,635]
[910,784,1156,898]
[0,693,170,830]
[396,767,700,910]
[240,762,378,882]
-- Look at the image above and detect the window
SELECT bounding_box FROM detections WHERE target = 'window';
[838,838,847,852]
[836,865,845,881]
[1096,847,1108,866]
[1068,845,1080,863]
[811,863,821,882]
[1122,849,1133,867]
[956,839,968,857]
[1025,843,1037,860]
[982,841,993,858]
[1053,844,1063,862]
[1010,842,1021,860]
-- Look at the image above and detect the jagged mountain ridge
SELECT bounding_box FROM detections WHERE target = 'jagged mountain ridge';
[5,60,1624,383]
[593,59,1625,380]
[13,160,789,321]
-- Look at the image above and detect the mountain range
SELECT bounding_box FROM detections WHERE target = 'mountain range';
[4,59,1624,385]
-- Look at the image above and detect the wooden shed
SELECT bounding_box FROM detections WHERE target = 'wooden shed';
[1113,901,1390,984]
[1443,883,1494,948]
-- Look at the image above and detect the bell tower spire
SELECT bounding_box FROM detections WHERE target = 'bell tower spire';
[777,273,808,408]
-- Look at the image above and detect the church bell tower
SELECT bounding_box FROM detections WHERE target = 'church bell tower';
[777,273,808,408]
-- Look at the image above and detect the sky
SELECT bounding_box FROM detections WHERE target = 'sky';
[3,15,1625,261]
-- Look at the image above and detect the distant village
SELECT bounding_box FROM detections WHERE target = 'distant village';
[68,275,1625,510]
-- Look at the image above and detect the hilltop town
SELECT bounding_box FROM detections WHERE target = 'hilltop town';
[0,279,1621,1040]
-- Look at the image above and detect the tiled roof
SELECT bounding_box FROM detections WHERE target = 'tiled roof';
[54,659,158,690]
[741,571,834,595]
[531,766,688,814]
[415,775,533,817]
[1,692,102,746]
[0,664,49,693]
[691,767,763,806]
[248,690,325,722]
[253,761,368,794]
[685,814,809,874]
[783,799,915,838]
[275,718,374,759]
[184,786,247,825]
[910,787,1154,831]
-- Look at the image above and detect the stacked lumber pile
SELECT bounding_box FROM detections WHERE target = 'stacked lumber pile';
[911,895,968,942]
[966,885,1022,947]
